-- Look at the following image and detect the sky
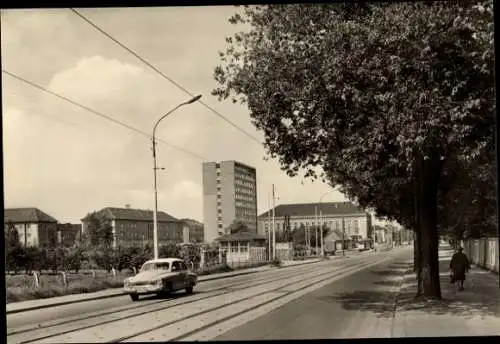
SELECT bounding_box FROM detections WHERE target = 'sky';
[2,6,389,225]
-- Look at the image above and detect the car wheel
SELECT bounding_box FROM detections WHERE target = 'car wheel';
[158,281,172,297]
[130,293,139,301]
[185,284,194,294]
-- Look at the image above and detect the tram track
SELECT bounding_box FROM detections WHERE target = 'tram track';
[116,258,388,342]
[7,257,335,337]
[10,258,367,344]
[9,253,394,344]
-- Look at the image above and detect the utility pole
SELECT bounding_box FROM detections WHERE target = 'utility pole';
[152,94,201,260]
[342,216,345,256]
[315,205,318,255]
[305,224,309,256]
[272,184,276,260]
[318,191,334,257]
[320,209,324,256]
[268,191,271,262]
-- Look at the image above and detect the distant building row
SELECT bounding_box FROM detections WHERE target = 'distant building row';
[202,160,374,249]
[4,207,204,248]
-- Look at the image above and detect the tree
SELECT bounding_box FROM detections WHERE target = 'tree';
[22,247,43,274]
[5,222,22,273]
[44,247,67,273]
[213,2,494,299]
[159,242,179,258]
[227,219,249,234]
[126,245,153,271]
[438,143,497,240]
[88,246,115,272]
[292,224,307,246]
[65,245,85,273]
[83,211,114,247]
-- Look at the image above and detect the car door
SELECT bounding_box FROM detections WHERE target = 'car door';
[170,262,183,291]
[177,261,188,289]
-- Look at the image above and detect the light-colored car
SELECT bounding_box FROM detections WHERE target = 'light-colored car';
[124,258,198,301]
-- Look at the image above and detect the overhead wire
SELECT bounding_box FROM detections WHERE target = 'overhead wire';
[2,69,210,162]
[69,8,279,201]
[69,8,264,147]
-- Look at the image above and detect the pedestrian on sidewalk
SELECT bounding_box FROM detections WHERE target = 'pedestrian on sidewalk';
[449,247,471,291]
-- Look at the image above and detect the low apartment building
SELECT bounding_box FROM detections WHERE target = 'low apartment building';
[56,223,82,247]
[81,207,183,248]
[180,218,204,243]
[4,207,59,247]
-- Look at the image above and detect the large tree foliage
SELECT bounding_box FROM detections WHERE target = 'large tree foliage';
[438,143,496,240]
[213,2,494,298]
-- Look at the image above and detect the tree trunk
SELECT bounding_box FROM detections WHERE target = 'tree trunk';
[417,154,442,299]
[413,168,423,295]
[415,229,423,295]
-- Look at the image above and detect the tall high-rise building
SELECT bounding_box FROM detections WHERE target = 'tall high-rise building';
[202,161,258,243]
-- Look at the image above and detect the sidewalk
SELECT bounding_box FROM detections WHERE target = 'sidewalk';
[392,249,500,337]
[6,258,323,314]
[281,257,322,267]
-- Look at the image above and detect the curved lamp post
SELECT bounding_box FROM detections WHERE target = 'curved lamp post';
[152,94,202,259]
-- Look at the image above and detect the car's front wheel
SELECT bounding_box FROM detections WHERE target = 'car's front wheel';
[130,293,139,301]
[158,281,172,298]
[185,284,194,294]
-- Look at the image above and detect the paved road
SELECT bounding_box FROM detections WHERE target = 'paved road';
[7,247,411,343]
[215,248,412,340]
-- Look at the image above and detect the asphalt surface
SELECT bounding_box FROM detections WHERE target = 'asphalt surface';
[215,248,412,340]
[7,247,412,343]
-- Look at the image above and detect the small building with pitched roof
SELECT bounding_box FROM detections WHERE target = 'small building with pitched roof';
[4,207,59,247]
[215,230,267,264]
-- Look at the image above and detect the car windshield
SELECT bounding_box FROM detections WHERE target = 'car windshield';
[140,262,170,272]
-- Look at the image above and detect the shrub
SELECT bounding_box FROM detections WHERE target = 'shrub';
[196,264,233,276]
[5,272,129,303]
[270,258,282,267]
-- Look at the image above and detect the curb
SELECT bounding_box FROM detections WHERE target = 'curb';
[7,259,325,314]
[390,264,416,338]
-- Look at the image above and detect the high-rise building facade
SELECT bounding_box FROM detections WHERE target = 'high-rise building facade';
[203,161,258,243]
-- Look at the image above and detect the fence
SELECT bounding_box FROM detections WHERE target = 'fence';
[276,248,293,260]
[463,237,499,273]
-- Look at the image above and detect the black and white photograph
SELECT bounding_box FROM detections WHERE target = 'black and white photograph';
[2,1,498,341]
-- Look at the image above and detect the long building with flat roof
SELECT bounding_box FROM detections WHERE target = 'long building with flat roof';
[258,201,373,246]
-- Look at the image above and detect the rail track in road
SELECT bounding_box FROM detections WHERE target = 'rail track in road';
[116,258,386,343]
[7,258,335,337]
[7,251,401,344]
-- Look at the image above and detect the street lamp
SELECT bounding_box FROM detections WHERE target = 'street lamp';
[271,184,280,260]
[152,94,202,259]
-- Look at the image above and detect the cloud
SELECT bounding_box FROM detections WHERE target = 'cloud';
[172,180,202,199]
[2,8,377,228]
[3,54,209,222]
[49,56,143,100]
